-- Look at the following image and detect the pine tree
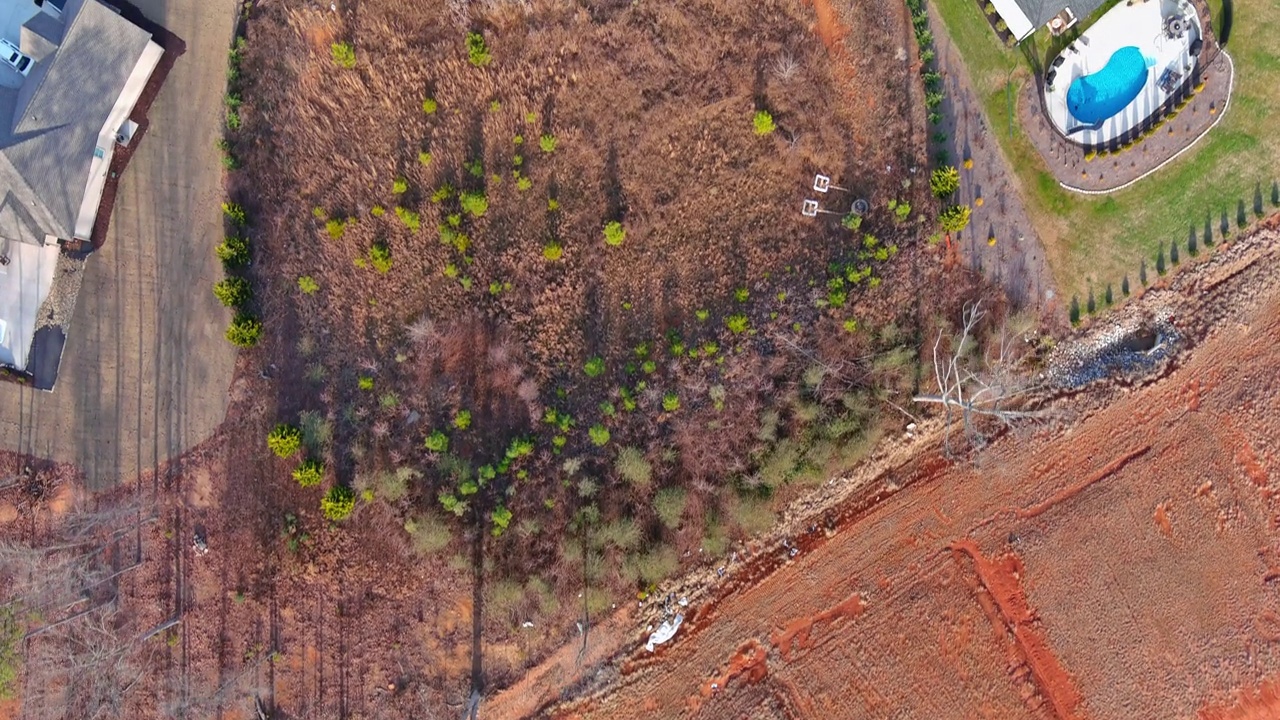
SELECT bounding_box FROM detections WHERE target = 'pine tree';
[1156,247,1166,275]
[1188,227,1198,256]
[1105,283,1114,305]
[1170,238,1180,265]
[1069,296,1081,325]
[1139,260,1148,286]
[1204,215,1214,247]
[1122,275,1131,296]
[1086,287,1096,314]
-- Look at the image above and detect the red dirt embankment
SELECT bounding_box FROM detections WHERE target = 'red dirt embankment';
[495,226,1280,720]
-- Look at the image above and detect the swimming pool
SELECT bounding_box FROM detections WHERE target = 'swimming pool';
[1067,46,1152,125]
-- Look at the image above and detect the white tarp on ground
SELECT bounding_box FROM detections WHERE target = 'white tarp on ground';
[0,240,58,370]
[645,614,683,652]
[990,0,1036,41]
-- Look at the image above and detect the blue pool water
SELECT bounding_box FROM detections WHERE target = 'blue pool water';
[1067,46,1152,124]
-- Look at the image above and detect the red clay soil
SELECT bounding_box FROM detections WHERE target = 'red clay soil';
[489,225,1280,719]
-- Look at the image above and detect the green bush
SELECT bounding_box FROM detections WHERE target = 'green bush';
[539,134,557,153]
[841,213,863,231]
[603,221,625,246]
[226,313,261,347]
[213,276,251,307]
[615,446,652,489]
[422,97,438,114]
[930,165,960,198]
[325,218,348,239]
[267,424,302,459]
[418,151,432,166]
[984,2,995,14]
[293,458,325,487]
[543,242,563,261]
[392,177,409,194]
[653,487,687,530]
[466,32,492,67]
[589,424,611,447]
[222,202,247,225]
[395,206,420,231]
[995,19,1007,31]
[297,275,319,294]
[583,356,605,377]
[460,191,488,218]
[453,409,472,430]
[331,42,356,68]
[662,392,680,412]
[321,485,357,522]
[490,505,513,536]
[925,91,944,108]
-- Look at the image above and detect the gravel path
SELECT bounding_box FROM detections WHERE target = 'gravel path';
[928,7,1058,313]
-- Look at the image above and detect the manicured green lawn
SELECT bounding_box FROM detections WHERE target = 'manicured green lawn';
[934,0,1280,302]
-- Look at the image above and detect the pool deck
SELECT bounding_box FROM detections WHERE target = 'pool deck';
[1043,0,1202,145]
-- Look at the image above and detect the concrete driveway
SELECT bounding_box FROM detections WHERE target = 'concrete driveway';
[0,0,239,489]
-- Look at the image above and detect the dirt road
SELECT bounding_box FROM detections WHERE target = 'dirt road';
[490,223,1280,718]
[0,0,240,489]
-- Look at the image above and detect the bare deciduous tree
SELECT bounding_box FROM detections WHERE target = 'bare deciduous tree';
[913,301,1047,453]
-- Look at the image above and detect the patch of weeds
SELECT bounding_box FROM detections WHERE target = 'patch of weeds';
[326,217,350,239]
[321,486,357,522]
[222,202,247,225]
[583,356,605,377]
[753,110,776,135]
[460,191,488,218]
[603,221,625,246]
[516,176,532,192]
[543,242,563,261]
[431,184,455,203]
[453,409,472,430]
[539,134,557,153]
[424,430,449,453]
[395,207,420,232]
[734,287,749,302]
[589,424,611,447]
[297,275,319,294]
[422,97,438,114]
[358,375,375,391]
[662,392,680,412]
[393,177,409,194]
[368,242,393,273]
[330,42,356,68]
[725,314,749,334]
[466,32,492,67]
[418,151,432,166]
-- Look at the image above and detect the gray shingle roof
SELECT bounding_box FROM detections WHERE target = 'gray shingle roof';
[1014,0,1111,28]
[0,0,153,244]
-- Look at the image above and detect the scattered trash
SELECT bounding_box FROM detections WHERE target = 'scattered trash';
[789,547,799,558]
[678,597,688,607]
[645,614,683,652]
[192,530,209,556]
[521,621,534,628]
[716,567,726,578]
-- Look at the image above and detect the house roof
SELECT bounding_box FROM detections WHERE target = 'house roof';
[0,0,153,245]
[1012,0,1112,30]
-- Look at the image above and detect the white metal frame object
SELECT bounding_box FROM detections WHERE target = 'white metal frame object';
[801,199,820,217]
[813,174,831,193]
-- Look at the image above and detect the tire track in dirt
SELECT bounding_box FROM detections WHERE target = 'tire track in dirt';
[951,540,1085,720]
[1015,445,1151,519]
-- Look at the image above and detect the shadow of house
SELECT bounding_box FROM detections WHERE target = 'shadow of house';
[0,0,163,389]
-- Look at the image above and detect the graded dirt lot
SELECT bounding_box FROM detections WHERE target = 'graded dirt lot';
[491,223,1280,718]
[0,0,239,489]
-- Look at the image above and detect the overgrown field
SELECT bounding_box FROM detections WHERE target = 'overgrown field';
[933,0,1280,301]
[220,0,969,692]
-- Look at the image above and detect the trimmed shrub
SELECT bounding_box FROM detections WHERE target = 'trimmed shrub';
[226,313,261,347]
[424,429,449,453]
[293,458,325,487]
[212,277,251,307]
[267,424,302,459]
[939,204,972,233]
[321,485,357,522]
[216,236,251,266]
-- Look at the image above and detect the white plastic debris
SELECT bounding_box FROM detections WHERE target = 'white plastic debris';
[645,614,683,652]
[678,597,688,607]
[521,621,534,628]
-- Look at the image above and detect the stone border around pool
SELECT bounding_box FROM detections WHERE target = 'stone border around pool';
[1017,43,1233,194]
[1057,49,1234,195]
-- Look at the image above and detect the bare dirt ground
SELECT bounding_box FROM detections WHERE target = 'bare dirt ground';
[489,219,1280,718]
